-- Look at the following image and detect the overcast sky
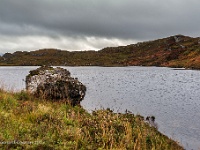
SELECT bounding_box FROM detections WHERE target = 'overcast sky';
[0,0,200,53]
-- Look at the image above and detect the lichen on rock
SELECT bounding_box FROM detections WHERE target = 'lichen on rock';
[26,66,86,106]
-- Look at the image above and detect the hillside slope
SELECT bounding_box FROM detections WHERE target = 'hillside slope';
[1,35,200,69]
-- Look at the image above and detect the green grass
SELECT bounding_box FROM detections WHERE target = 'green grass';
[0,90,184,150]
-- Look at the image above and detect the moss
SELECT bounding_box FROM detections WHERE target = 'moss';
[29,70,40,76]
[28,66,54,77]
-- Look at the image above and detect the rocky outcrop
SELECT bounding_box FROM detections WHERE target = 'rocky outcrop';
[26,66,86,106]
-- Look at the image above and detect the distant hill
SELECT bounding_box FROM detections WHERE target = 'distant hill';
[1,35,200,69]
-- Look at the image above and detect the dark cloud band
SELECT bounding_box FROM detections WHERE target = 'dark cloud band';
[0,0,199,53]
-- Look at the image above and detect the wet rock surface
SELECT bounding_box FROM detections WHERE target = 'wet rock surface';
[26,66,86,105]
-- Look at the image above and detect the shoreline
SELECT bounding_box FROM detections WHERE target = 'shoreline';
[0,64,199,70]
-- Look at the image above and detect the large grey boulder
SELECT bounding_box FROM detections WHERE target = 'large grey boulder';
[25,66,86,106]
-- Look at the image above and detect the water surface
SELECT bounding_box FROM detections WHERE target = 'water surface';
[0,66,199,150]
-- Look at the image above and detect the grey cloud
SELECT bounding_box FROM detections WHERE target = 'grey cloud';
[0,0,200,52]
[0,35,137,53]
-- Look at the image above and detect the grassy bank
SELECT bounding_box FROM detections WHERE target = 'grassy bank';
[0,90,183,150]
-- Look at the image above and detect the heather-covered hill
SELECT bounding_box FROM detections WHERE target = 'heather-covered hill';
[125,35,200,68]
[1,35,200,69]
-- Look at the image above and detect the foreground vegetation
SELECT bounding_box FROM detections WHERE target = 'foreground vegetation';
[0,90,184,150]
[1,34,200,69]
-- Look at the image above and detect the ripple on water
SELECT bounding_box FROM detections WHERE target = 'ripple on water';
[0,66,200,150]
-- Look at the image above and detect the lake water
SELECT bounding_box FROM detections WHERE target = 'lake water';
[0,66,199,150]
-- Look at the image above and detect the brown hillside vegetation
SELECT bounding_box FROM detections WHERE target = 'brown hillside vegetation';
[1,35,200,69]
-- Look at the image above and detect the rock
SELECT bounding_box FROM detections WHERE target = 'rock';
[25,66,86,106]
[174,35,184,43]
[146,116,158,129]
